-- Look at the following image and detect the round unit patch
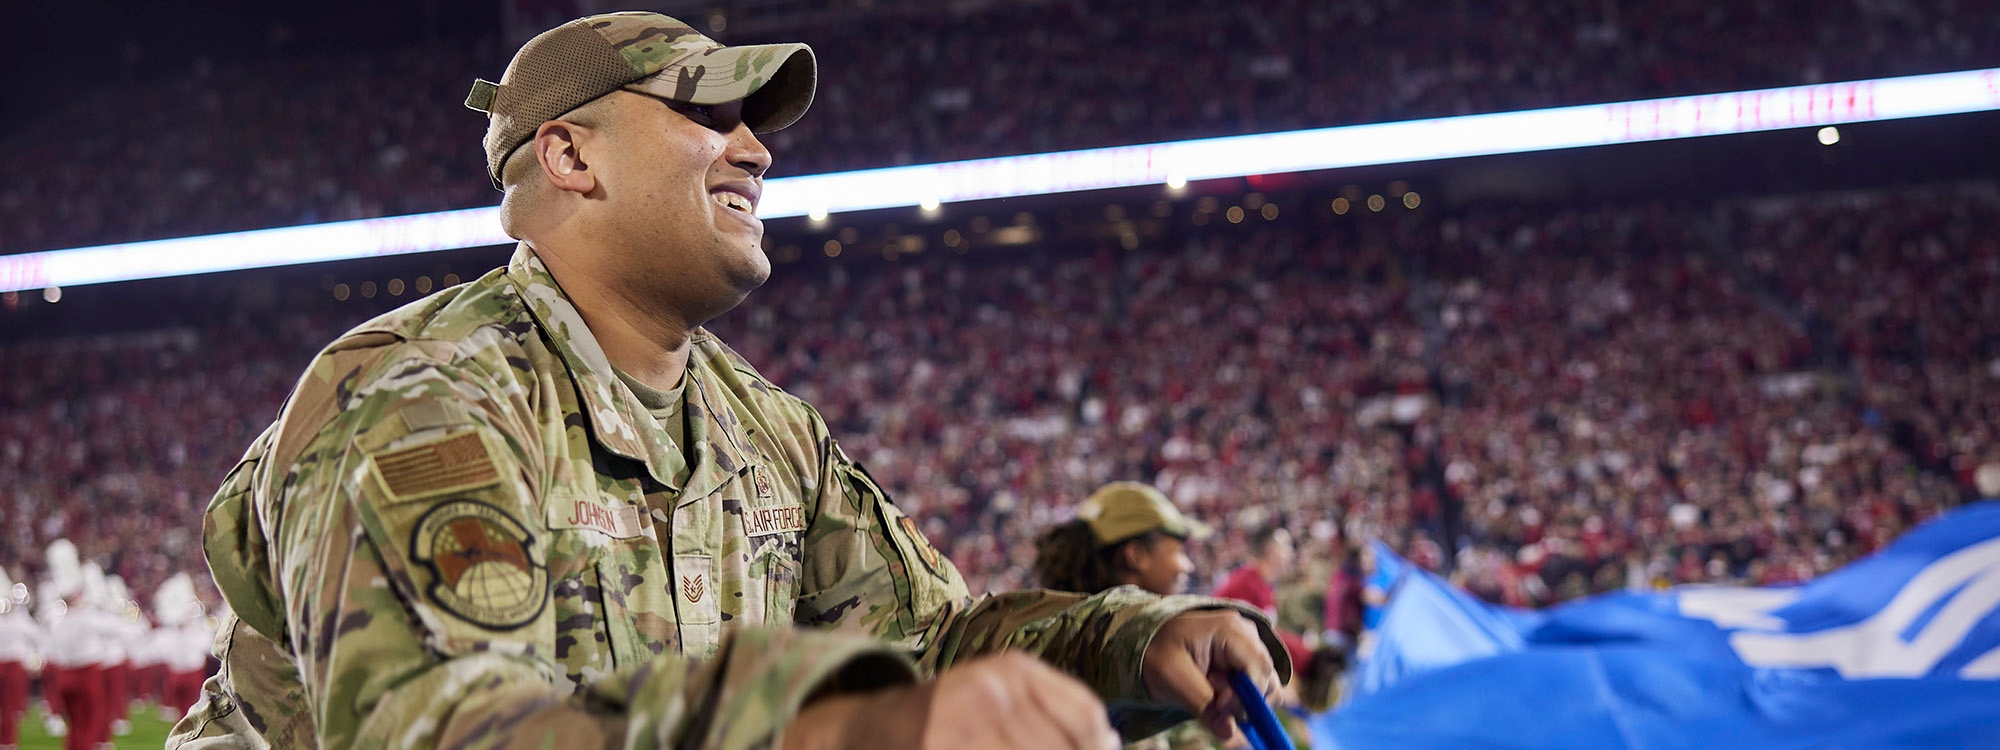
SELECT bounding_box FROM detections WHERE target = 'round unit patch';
[410,499,549,629]
[897,516,947,578]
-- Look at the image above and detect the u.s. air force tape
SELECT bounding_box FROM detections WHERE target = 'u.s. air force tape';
[744,504,807,537]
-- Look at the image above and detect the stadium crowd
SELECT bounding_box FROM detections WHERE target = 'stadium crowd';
[0,317,338,600]
[1427,190,1992,607]
[7,0,2000,254]
[2,184,1992,623]
[735,186,1997,603]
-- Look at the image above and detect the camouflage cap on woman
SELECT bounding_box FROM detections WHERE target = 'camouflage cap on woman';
[1077,482,1215,546]
[466,11,817,188]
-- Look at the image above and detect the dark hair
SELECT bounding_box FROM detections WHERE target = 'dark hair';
[1032,520,1162,594]
[1249,524,1288,557]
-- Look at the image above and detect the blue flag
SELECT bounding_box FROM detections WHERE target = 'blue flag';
[1314,502,2000,749]
[1353,540,1540,696]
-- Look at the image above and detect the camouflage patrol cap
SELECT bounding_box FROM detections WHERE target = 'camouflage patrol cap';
[1077,482,1214,546]
[466,11,817,189]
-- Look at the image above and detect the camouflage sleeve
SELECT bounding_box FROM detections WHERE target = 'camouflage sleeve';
[791,421,1292,741]
[1120,719,1224,750]
[167,613,312,748]
[248,348,916,749]
[1160,720,1226,750]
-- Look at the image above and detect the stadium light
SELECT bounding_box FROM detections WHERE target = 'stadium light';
[0,206,508,294]
[5,67,2000,293]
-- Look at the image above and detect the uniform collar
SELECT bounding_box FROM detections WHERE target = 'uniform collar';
[504,244,755,499]
[679,338,762,503]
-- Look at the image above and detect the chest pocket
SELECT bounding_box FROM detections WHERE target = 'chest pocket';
[743,464,807,629]
[685,463,806,645]
[544,482,663,679]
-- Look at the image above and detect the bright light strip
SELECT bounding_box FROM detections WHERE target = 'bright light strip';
[6,67,1999,293]
[0,207,510,294]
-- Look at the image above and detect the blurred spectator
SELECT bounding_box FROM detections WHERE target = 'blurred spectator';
[1214,526,1297,615]
[1213,526,1315,675]
[1322,546,1366,650]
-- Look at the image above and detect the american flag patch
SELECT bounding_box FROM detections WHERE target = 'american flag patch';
[370,431,501,503]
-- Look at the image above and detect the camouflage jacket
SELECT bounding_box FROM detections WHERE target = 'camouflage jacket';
[170,245,1287,749]
[1126,720,1224,750]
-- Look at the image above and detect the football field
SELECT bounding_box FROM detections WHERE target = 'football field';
[17,705,176,750]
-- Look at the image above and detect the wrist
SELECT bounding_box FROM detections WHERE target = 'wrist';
[781,683,930,750]
[782,693,869,750]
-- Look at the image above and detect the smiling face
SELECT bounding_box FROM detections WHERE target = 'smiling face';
[553,91,776,325]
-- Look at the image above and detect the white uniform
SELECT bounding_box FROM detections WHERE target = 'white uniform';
[106,577,145,673]
[1,570,38,746]
[162,623,212,673]
[0,578,37,665]
[35,583,95,670]
[37,540,93,742]
[150,572,214,716]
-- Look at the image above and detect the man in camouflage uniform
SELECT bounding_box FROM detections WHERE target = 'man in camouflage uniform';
[169,11,1287,750]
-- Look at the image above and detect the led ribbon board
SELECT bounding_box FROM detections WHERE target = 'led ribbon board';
[6,67,1999,293]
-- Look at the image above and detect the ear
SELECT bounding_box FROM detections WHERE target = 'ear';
[529,119,598,195]
[1118,540,1148,571]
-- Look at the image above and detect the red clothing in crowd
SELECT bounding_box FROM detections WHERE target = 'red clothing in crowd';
[1213,566,1312,669]
[0,660,23,747]
[1323,569,1365,643]
[1214,566,1277,614]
